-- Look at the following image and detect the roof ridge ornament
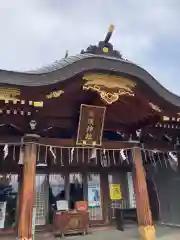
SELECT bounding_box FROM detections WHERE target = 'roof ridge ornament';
[104,24,115,44]
[80,24,123,59]
[64,50,68,59]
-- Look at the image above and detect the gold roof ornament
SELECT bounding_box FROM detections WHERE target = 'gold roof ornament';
[162,115,180,122]
[163,116,170,121]
[83,73,135,104]
[81,24,122,58]
[148,102,162,112]
[109,24,115,33]
[0,87,20,101]
[104,24,115,44]
[46,89,64,99]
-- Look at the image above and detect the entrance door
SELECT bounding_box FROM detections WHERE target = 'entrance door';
[67,172,103,224]
[88,173,103,223]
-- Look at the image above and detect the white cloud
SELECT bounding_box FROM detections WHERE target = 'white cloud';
[0,0,179,94]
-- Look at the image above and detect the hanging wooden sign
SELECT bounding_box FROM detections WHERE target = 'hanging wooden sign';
[76,104,106,146]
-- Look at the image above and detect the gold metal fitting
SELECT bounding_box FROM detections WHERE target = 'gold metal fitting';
[109,24,115,33]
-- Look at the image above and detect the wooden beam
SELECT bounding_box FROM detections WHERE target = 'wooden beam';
[0,135,176,151]
[132,147,156,240]
[0,136,21,144]
[18,143,37,240]
[37,137,136,149]
[37,137,176,151]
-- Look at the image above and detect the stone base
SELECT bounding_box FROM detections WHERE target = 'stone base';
[138,225,156,240]
[18,238,32,240]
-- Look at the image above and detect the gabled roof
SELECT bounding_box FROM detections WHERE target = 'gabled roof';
[0,52,179,108]
[0,24,179,109]
[26,53,133,74]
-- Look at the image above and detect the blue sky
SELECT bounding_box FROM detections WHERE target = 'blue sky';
[0,0,179,95]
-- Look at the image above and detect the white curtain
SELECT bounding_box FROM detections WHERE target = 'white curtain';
[127,172,136,208]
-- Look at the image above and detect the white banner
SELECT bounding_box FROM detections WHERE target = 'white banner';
[127,172,136,208]
[32,207,36,238]
[0,201,7,229]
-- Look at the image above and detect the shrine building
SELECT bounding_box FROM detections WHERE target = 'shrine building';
[0,25,180,240]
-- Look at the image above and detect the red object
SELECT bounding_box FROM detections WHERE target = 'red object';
[75,201,88,211]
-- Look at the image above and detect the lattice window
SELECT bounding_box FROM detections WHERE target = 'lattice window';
[110,199,129,219]
[35,175,49,226]
[127,172,136,208]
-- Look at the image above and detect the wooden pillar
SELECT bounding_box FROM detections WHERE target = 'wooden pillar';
[100,171,110,224]
[18,143,37,240]
[132,147,156,240]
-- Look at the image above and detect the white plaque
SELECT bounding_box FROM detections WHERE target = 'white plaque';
[56,200,69,211]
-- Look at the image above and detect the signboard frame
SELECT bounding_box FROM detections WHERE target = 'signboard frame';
[76,104,106,147]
